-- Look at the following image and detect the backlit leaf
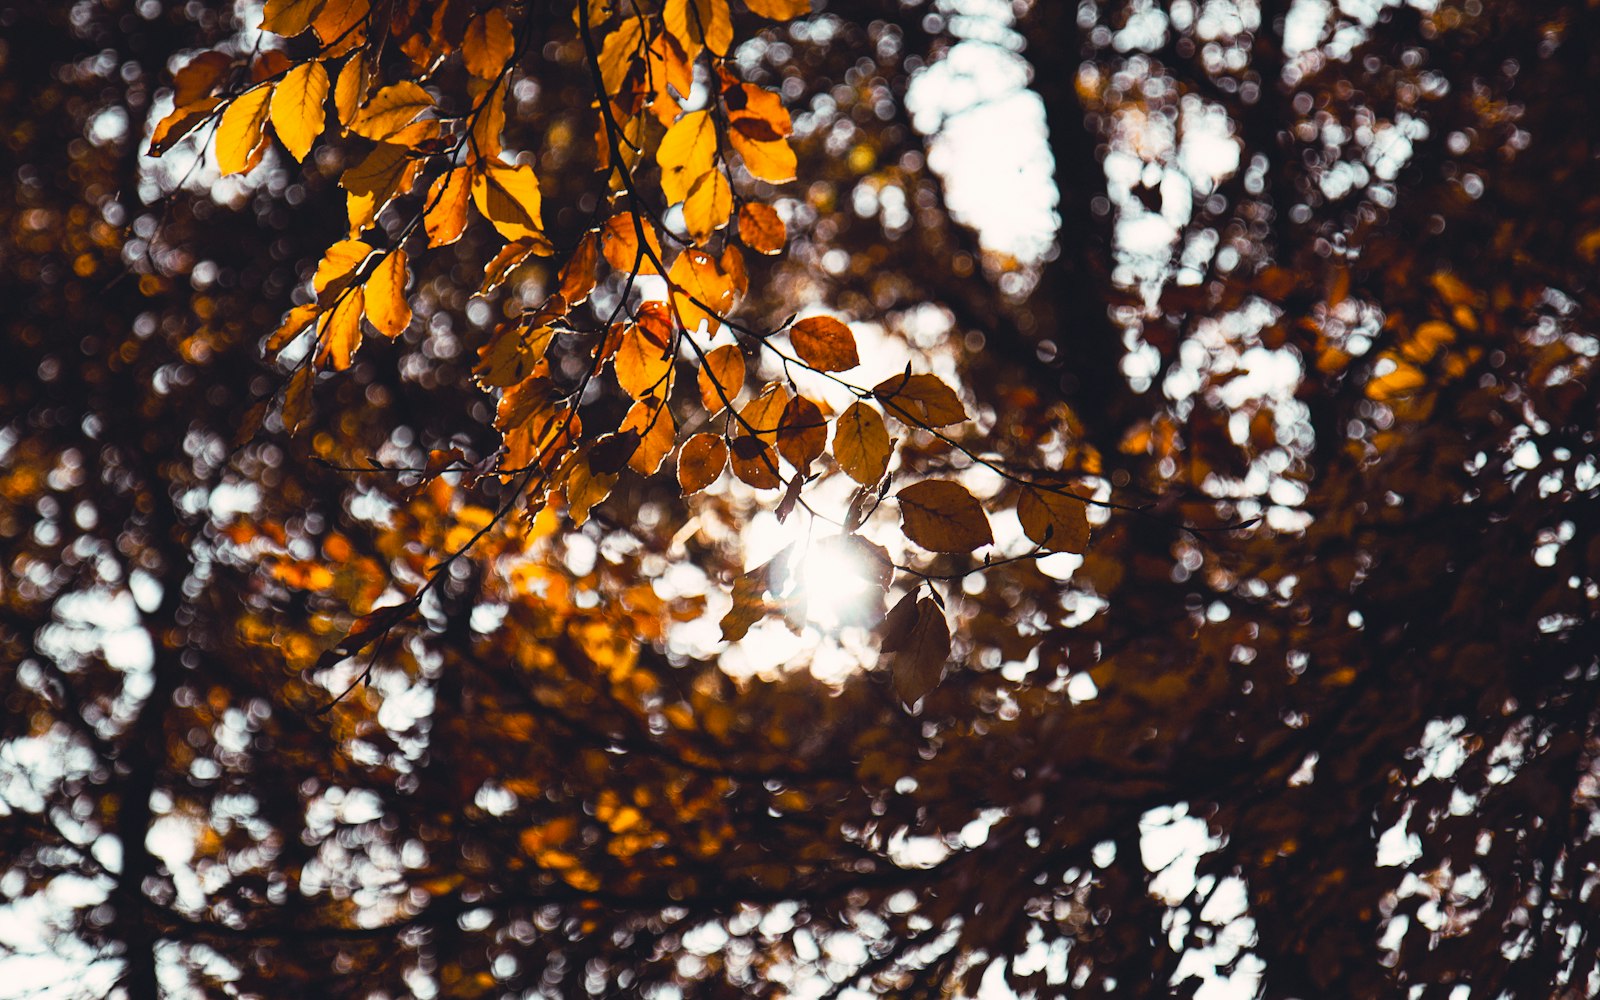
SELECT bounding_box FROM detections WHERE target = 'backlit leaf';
[597,17,644,97]
[281,364,314,435]
[728,131,797,184]
[684,168,732,245]
[424,167,471,247]
[269,60,329,162]
[149,97,221,156]
[313,240,371,300]
[472,161,544,242]
[216,85,273,175]
[885,596,949,707]
[333,55,368,127]
[667,248,735,335]
[719,575,765,642]
[261,0,324,36]
[739,384,791,444]
[556,231,600,307]
[790,316,859,372]
[614,318,674,399]
[365,250,411,338]
[620,399,676,476]
[475,321,555,388]
[738,202,786,254]
[698,344,745,412]
[658,110,716,204]
[342,142,421,233]
[480,236,554,295]
[316,286,365,371]
[777,396,827,470]
[729,435,781,489]
[564,457,615,527]
[348,81,433,141]
[1016,483,1091,553]
[745,0,811,18]
[471,75,507,159]
[897,479,991,553]
[873,372,967,427]
[601,212,663,275]
[462,9,516,79]
[172,51,232,107]
[677,433,727,494]
[311,0,368,51]
[266,302,320,355]
[832,402,891,485]
[664,0,732,60]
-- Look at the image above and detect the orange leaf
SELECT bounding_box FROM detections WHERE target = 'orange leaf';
[790,316,859,372]
[266,302,320,355]
[677,433,728,494]
[719,575,766,642]
[365,249,411,338]
[683,168,732,245]
[462,9,516,79]
[282,364,315,435]
[601,212,663,275]
[738,202,786,254]
[1016,483,1091,553]
[261,0,325,36]
[597,17,644,97]
[333,55,369,127]
[472,161,544,242]
[312,0,368,51]
[312,239,371,300]
[215,85,274,176]
[664,0,732,60]
[342,142,421,233]
[556,231,600,307]
[697,344,745,412]
[470,76,507,159]
[728,131,796,184]
[614,318,675,399]
[475,321,555,388]
[148,97,221,156]
[873,372,967,427]
[897,480,991,553]
[316,286,365,370]
[269,60,329,162]
[424,167,471,247]
[729,436,781,489]
[172,52,232,107]
[348,80,432,141]
[479,236,552,295]
[832,402,891,485]
[657,109,716,204]
[777,396,827,470]
[667,248,735,335]
[745,0,811,16]
[739,383,791,444]
[620,399,677,476]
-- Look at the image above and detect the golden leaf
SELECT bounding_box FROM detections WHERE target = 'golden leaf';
[215,85,274,176]
[739,383,790,443]
[172,51,232,107]
[148,97,221,156]
[269,60,329,162]
[620,399,676,476]
[472,161,544,242]
[261,0,325,36]
[790,316,859,372]
[333,55,368,127]
[556,231,600,307]
[281,364,315,435]
[312,239,371,300]
[424,167,471,247]
[657,109,716,205]
[832,402,891,485]
[475,321,555,388]
[777,396,827,470]
[266,302,320,355]
[597,16,644,97]
[479,236,553,295]
[471,75,507,159]
[601,212,663,275]
[697,344,745,412]
[614,318,675,399]
[729,436,781,489]
[462,9,516,79]
[316,286,365,371]
[365,250,411,338]
[664,0,732,59]
[1016,483,1090,553]
[729,131,796,184]
[667,248,735,336]
[342,142,421,234]
[564,458,616,527]
[873,372,967,427]
[897,480,992,553]
[677,433,727,494]
[745,0,811,18]
[312,0,368,51]
[683,168,732,245]
[348,81,433,141]
[737,202,786,254]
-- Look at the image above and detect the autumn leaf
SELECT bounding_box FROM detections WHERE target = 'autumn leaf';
[1016,482,1091,553]
[480,236,553,294]
[614,318,674,399]
[738,202,786,254]
[269,60,329,162]
[365,250,411,338]
[424,167,471,247]
[348,81,433,141]
[730,436,781,489]
[563,456,616,527]
[777,396,827,470]
[698,344,745,412]
[881,594,949,707]
[216,85,274,175]
[620,399,676,476]
[311,0,368,50]
[684,168,732,245]
[667,248,735,335]
[739,384,791,444]
[873,372,968,427]
[475,321,554,388]
[266,302,320,354]
[745,0,811,18]
[471,76,508,158]
[149,97,221,156]
[313,239,371,300]
[897,479,991,552]
[597,17,644,97]
[261,0,325,36]
[677,433,728,494]
[472,161,545,242]
[462,9,516,79]
[282,364,314,435]
[316,286,365,371]
[790,316,859,372]
[719,574,766,642]
[832,401,891,485]
[658,110,716,204]
[664,0,733,60]
[333,55,369,127]
[342,142,421,234]
[728,130,797,184]
[601,212,663,275]
[556,231,600,307]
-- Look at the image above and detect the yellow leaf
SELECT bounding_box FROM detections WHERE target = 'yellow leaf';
[789,315,858,372]
[738,383,790,444]
[745,0,811,17]
[423,167,471,247]
[832,401,890,485]
[697,344,744,412]
[266,302,320,355]
[348,81,433,141]
[677,433,727,494]
[311,0,368,50]
[737,202,785,254]
[215,85,274,176]
[261,0,325,36]
[683,168,732,245]
[333,56,369,127]
[601,212,663,275]
[667,248,735,336]
[620,399,676,476]
[148,97,221,156]
[557,231,600,307]
[312,239,371,299]
[462,9,516,78]
[342,142,421,233]
[474,321,555,389]
[281,364,314,435]
[1366,358,1427,401]
[479,236,553,295]
[472,161,544,242]
[897,480,992,553]
[657,110,716,205]
[729,131,797,184]
[269,60,329,162]
[614,316,675,399]
[777,396,826,470]
[1016,483,1090,553]
[664,0,732,60]
[471,75,508,159]
[365,250,411,338]
[873,372,967,427]
[597,16,644,97]
[564,457,616,527]
[316,286,365,370]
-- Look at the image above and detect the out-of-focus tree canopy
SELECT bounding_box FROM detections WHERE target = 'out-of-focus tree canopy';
[3,0,1598,996]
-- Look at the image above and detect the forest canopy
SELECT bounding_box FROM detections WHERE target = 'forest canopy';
[3,0,1599,997]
